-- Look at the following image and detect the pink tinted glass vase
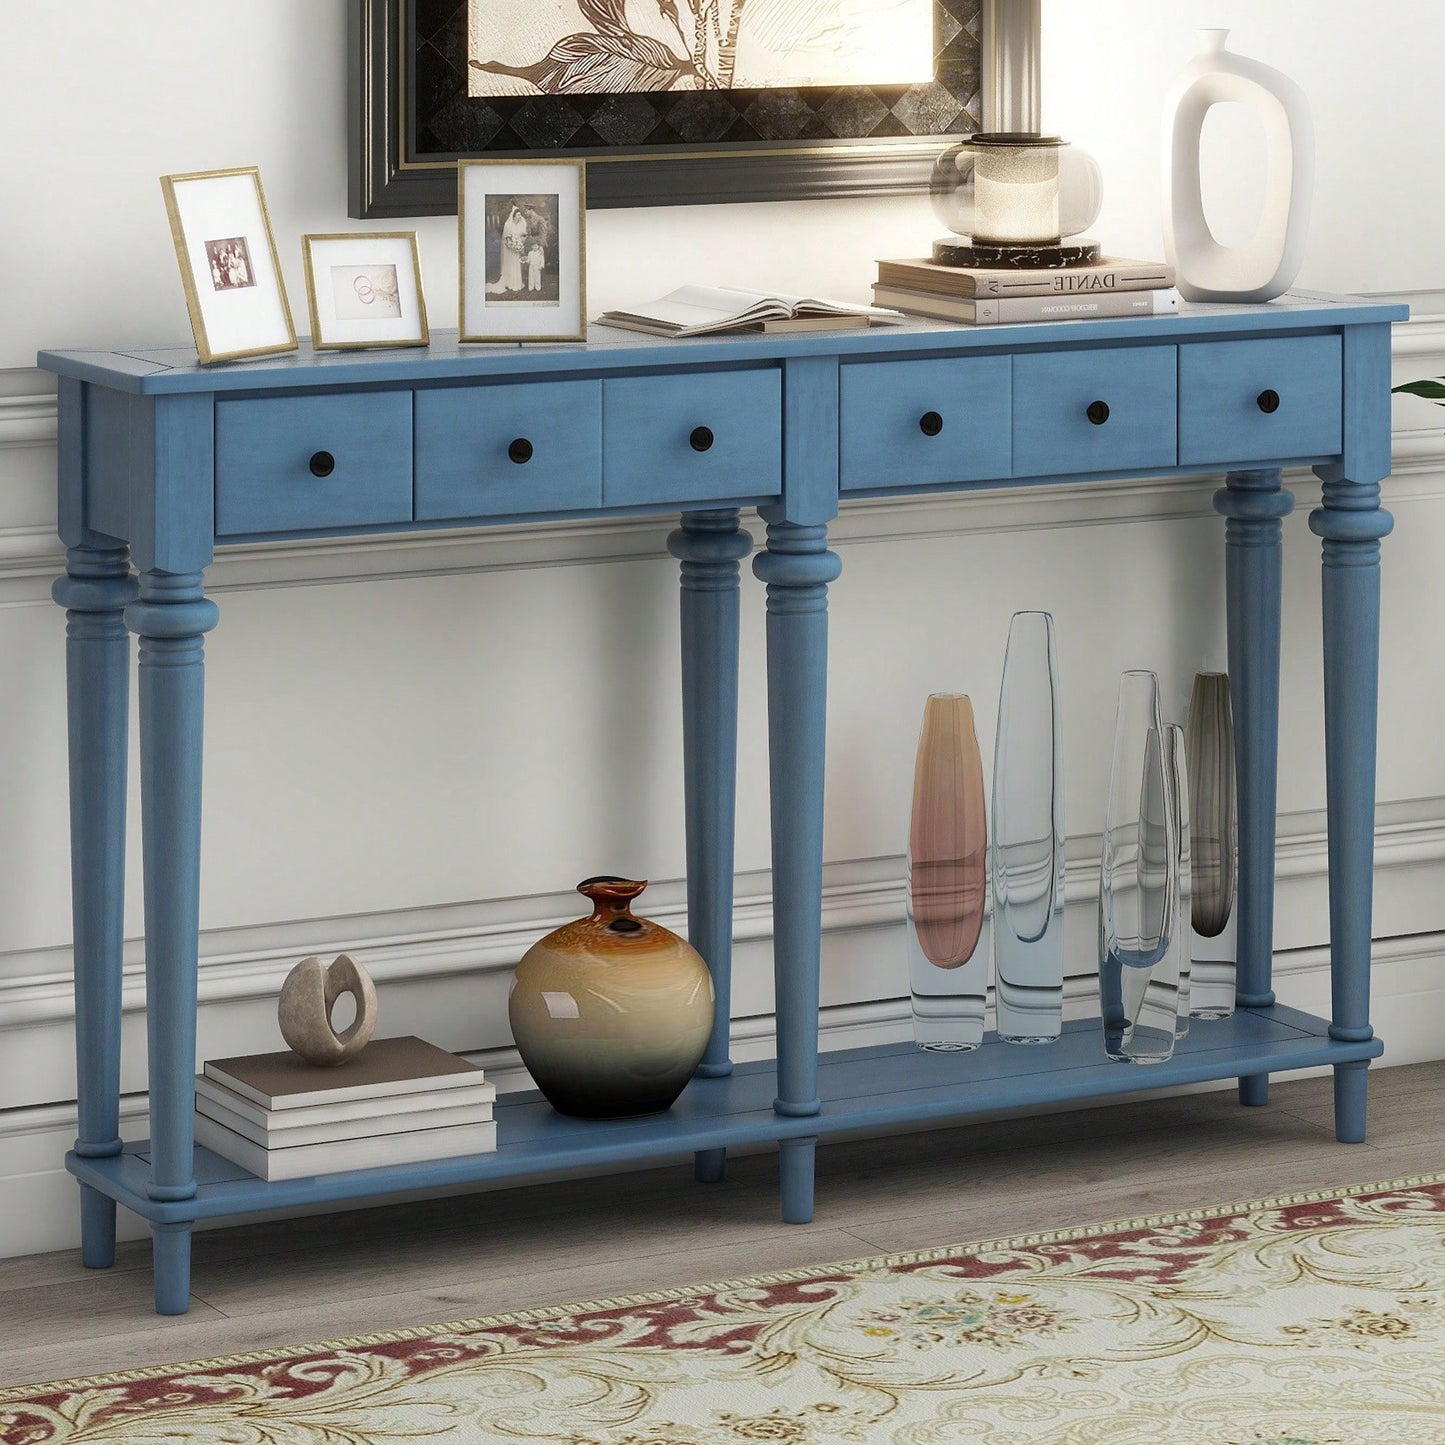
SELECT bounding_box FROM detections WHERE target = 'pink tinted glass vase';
[907,694,989,1050]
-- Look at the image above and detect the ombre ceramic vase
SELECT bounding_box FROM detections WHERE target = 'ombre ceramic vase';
[1186,672,1238,1018]
[992,611,1065,1044]
[510,877,714,1118]
[1099,671,1181,1064]
[907,694,989,1050]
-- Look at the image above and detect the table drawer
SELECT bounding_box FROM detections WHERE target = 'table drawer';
[415,381,602,521]
[602,369,782,508]
[1179,336,1342,466]
[840,356,1011,489]
[215,392,413,536]
[1012,346,1177,476]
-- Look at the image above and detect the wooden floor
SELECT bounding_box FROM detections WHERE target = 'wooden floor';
[3,1062,1443,1390]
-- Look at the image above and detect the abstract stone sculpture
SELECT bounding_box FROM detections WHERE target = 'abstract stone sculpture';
[278,953,378,1066]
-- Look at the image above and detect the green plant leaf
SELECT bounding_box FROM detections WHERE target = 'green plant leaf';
[1393,377,1445,402]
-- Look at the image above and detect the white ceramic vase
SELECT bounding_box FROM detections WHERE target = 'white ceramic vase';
[1162,29,1314,303]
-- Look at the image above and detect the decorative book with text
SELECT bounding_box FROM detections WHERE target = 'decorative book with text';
[876,256,1176,299]
[872,284,1181,325]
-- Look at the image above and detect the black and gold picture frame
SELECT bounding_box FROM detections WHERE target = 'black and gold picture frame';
[351,0,983,215]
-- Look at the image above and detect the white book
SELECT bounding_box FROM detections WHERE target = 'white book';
[194,1112,498,1182]
[194,1073,497,1131]
[197,1087,495,1149]
[871,283,1182,325]
[597,285,900,338]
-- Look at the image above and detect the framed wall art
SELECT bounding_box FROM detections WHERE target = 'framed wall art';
[458,159,586,342]
[303,232,430,350]
[351,0,986,215]
[161,166,297,364]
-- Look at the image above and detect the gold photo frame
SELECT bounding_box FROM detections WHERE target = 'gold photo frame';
[160,166,297,365]
[458,159,587,344]
[302,232,430,351]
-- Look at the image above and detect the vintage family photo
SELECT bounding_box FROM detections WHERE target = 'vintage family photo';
[161,166,296,363]
[484,194,560,306]
[205,236,255,291]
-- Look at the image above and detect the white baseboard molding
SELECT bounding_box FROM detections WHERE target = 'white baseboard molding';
[2,929,1442,1260]
[3,794,1442,1033]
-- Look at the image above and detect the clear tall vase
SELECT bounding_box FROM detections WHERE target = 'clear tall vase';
[1099,671,1180,1064]
[1165,723,1193,1037]
[992,611,1065,1044]
[908,693,989,1050]
[1186,672,1237,1018]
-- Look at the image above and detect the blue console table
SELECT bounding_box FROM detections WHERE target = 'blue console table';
[41,292,1404,1313]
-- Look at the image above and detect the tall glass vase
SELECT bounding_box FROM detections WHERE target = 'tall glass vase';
[1165,723,1193,1036]
[1186,672,1237,1018]
[908,693,989,1050]
[1099,671,1180,1064]
[992,611,1065,1044]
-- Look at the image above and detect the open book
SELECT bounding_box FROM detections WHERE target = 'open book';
[597,286,901,338]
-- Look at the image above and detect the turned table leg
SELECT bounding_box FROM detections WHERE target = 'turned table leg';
[1311,476,1391,1143]
[127,569,218,1313]
[754,514,839,1224]
[1214,469,1293,1108]
[670,510,751,1186]
[54,544,138,1269]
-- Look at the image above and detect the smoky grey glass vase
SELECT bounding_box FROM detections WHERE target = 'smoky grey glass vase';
[1186,672,1238,1019]
[991,611,1065,1044]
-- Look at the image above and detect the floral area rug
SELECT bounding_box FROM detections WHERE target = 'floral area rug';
[5,1173,1445,1443]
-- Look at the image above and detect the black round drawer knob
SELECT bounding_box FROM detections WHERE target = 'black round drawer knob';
[919,411,944,437]
[1086,400,1111,426]
[1257,389,1281,414]
[508,437,534,465]
[690,425,714,453]
[308,451,335,478]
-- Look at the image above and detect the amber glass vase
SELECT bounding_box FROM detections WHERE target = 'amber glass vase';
[510,878,714,1118]
[907,694,989,1050]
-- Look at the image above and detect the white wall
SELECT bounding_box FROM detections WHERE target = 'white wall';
[2,2,1444,1257]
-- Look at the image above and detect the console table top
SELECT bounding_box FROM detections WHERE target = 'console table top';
[39,292,1408,395]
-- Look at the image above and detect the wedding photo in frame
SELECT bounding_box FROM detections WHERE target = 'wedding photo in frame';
[458,159,586,342]
[302,232,430,350]
[160,166,296,364]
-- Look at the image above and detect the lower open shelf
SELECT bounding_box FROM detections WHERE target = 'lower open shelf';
[71,1003,1382,1225]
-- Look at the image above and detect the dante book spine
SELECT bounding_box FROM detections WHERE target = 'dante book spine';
[973,268,1174,297]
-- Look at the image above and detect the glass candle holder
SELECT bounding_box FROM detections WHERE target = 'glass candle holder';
[930,133,1103,269]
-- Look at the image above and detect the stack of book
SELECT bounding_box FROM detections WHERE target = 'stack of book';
[194,1036,498,1181]
[873,256,1180,326]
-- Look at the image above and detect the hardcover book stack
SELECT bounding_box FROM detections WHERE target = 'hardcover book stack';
[873,256,1180,326]
[194,1036,498,1181]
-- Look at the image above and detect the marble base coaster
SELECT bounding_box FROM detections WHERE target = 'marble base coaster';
[931,237,1103,269]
